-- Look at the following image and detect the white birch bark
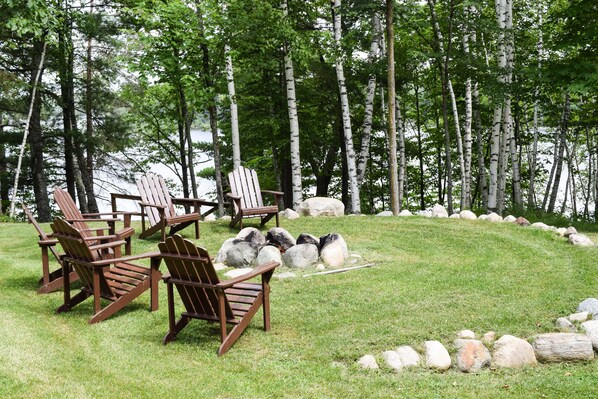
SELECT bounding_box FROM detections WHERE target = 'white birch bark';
[462,5,475,209]
[332,0,360,213]
[528,4,543,209]
[225,45,241,170]
[282,0,303,209]
[396,97,405,208]
[447,80,466,209]
[356,13,382,185]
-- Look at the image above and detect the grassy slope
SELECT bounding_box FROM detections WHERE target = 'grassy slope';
[1,217,597,398]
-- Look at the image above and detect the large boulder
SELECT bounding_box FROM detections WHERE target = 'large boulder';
[454,339,491,373]
[377,210,394,217]
[256,245,282,267]
[487,212,503,222]
[460,210,477,220]
[214,238,238,264]
[396,346,420,368]
[532,333,594,362]
[320,234,349,259]
[514,217,531,226]
[279,208,300,220]
[282,244,319,269]
[577,298,598,319]
[424,340,451,371]
[266,227,296,252]
[432,204,449,218]
[568,233,594,247]
[226,241,260,268]
[320,241,346,268]
[502,215,517,223]
[493,335,537,368]
[236,227,266,247]
[296,233,320,249]
[298,197,344,217]
[581,320,598,351]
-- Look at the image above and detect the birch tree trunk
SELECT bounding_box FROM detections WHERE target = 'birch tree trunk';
[396,97,406,209]
[357,13,382,185]
[447,80,466,209]
[332,0,360,213]
[547,92,571,213]
[282,0,303,209]
[462,5,475,209]
[528,4,543,209]
[225,45,241,170]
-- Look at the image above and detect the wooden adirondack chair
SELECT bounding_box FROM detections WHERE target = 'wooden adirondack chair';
[136,173,202,241]
[157,235,279,356]
[50,218,161,324]
[22,205,79,294]
[53,187,134,255]
[227,166,283,229]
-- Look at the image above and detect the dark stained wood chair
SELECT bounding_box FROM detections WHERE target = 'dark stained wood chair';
[50,218,161,324]
[157,235,280,356]
[53,187,135,255]
[136,173,202,241]
[22,204,79,294]
[227,166,283,229]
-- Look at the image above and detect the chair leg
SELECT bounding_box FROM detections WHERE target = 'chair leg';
[218,293,264,356]
[162,316,191,345]
[262,281,271,331]
[56,290,91,313]
[194,220,200,239]
[89,280,150,324]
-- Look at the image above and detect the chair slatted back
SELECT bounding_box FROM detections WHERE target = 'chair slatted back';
[22,205,62,262]
[158,235,234,320]
[50,218,112,298]
[228,166,263,212]
[53,187,94,239]
[136,174,176,226]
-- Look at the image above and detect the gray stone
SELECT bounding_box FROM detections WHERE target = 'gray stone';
[203,213,216,222]
[298,197,344,217]
[396,346,420,368]
[256,246,282,267]
[531,222,551,230]
[493,335,537,368]
[275,272,297,280]
[220,215,232,221]
[502,215,517,223]
[236,227,266,246]
[555,317,577,333]
[357,355,378,370]
[266,227,296,251]
[457,330,476,339]
[320,233,349,259]
[564,226,578,237]
[224,268,253,279]
[487,212,503,222]
[417,210,433,218]
[226,241,259,268]
[482,331,496,344]
[577,298,598,319]
[376,210,394,217]
[280,208,300,220]
[568,311,589,322]
[532,333,594,362]
[478,214,488,221]
[581,320,598,350]
[568,233,594,247]
[449,213,461,219]
[460,210,477,220]
[515,217,531,226]
[282,244,319,269]
[432,204,449,218]
[398,209,413,217]
[296,233,320,249]
[382,351,403,372]
[556,227,567,237]
[454,339,491,373]
[214,238,238,264]
[424,340,451,371]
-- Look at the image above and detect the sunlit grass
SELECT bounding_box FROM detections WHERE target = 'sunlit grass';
[1,216,597,398]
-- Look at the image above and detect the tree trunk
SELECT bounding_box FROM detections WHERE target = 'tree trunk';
[547,92,571,213]
[528,4,543,209]
[462,6,474,209]
[332,0,360,213]
[225,45,241,170]
[84,0,99,214]
[282,0,303,210]
[415,83,425,210]
[396,96,406,211]
[447,79,465,209]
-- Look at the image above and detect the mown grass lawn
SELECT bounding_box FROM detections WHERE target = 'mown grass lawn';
[1,216,597,398]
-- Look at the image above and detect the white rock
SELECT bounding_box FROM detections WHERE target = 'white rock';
[220,215,232,221]
[315,264,326,271]
[398,209,413,216]
[432,204,449,218]
[487,212,503,222]
[531,222,550,230]
[502,215,517,223]
[256,246,282,267]
[236,227,266,246]
[493,335,537,368]
[482,331,496,344]
[376,210,394,217]
[357,355,378,370]
[282,244,319,269]
[224,268,253,279]
[449,213,461,219]
[275,272,296,280]
[564,226,578,237]
[460,210,477,220]
[203,213,217,222]
[382,351,403,372]
[556,227,567,237]
[320,241,346,268]
[279,208,300,220]
[555,317,577,332]
[417,210,433,218]
[298,197,344,217]
[457,330,476,339]
[568,311,589,322]
[532,333,594,362]
[348,253,363,264]
[424,340,451,371]
[577,298,598,319]
[568,233,594,247]
[478,214,488,221]
[213,262,227,271]
[581,320,598,350]
[396,346,420,368]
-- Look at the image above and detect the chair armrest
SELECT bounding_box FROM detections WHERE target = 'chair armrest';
[171,197,206,205]
[261,190,284,196]
[38,239,58,247]
[115,227,135,239]
[89,251,162,267]
[226,193,242,200]
[217,261,280,289]
[66,217,119,223]
[138,202,167,209]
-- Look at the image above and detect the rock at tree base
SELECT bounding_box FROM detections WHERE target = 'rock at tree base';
[487,212,503,222]
[398,210,413,216]
[502,215,517,223]
[432,204,448,218]
[460,210,477,220]
[532,333,594,362]
[377,211,393,217]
